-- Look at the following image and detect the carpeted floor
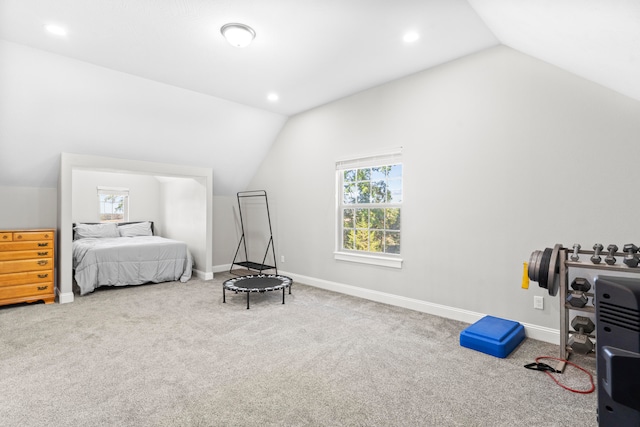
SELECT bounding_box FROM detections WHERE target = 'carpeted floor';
[0,274,597,426]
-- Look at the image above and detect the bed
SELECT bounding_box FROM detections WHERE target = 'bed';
[72,221,193,295]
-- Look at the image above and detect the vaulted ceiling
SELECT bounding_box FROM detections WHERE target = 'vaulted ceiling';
[2,0,638,117]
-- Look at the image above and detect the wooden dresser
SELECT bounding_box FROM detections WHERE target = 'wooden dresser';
[0,229,55,306]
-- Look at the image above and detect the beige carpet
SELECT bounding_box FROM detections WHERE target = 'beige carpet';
[0,274,597,426]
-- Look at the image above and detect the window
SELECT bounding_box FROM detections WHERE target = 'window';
[97,187,129,222]
[335,149,403,268]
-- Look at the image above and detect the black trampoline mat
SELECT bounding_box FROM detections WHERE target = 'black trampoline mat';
[234,277,283,289]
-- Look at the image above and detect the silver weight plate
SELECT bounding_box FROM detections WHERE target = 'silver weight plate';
[528,250,542,282]
[546,244,562,296]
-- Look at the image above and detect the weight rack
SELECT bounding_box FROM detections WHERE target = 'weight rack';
[529,244,640,372]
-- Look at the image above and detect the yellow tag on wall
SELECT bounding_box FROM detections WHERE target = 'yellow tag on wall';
[522,262,529,289]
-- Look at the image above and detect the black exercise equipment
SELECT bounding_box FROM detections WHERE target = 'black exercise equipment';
[230,190,278,275]
[222,274,293,309]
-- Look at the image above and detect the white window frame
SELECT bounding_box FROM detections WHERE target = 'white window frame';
[97,186,129,223]
[334,148,403,269]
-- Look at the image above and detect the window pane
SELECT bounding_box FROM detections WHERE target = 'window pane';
[99,194,126,222]
[385,232,401,254]
[344,169,356,182]
[357,168,371,181]
[343,229,355,250]
[357,182,370,203]
[387,178,402,203]
[370,231,383,252]
[385,208,401,230]
[355,229,369,251]
[343,183,356,204]
[370,180,387,203]
[371,166,387,180]
[388,164,402,178]
[370,208,384,229]
[356,208,368,228]
[343,208,355,228]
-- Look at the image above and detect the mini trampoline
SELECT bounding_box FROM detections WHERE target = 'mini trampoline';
[223,274,293,309]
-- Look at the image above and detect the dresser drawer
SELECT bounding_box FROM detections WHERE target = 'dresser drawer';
[0,241,53,252]
[0,270,53,286]
[0,232,12,242]
[0,258,53,274]
[0,282,53,300]
[0,249,53,261]
[13,231,54,241]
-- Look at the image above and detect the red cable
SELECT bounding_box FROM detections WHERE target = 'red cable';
[535,356,595,394]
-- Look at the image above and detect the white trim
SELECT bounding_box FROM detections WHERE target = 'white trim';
[334,251,403,268]
[97,186,130,195]
[282,270,560,345]
[56,289,74,304]
[193,269,213,280]
[336,146,403,167]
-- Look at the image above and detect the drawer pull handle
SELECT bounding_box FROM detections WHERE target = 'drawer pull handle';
[38,273,49,278]
[38,243,49,247]
[2,235,7,240]
[16,235,23,239]
[37,285,48,291]
[37,260,48,266]
[38,251,49,256]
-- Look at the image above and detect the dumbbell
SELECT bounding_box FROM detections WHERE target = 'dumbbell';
[566,277,591,308]
[568,316,595,355]
[570,244,581,261]
[591,243,604,264]
[623,244,639,268]
[605,244,618,265]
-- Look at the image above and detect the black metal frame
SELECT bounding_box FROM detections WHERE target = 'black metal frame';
[230,190,278,275]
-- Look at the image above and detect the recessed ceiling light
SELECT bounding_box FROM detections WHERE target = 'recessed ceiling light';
[44,24,68,37]
[220,23,256,48]
[267,93,279,102]
[403,31,420,43]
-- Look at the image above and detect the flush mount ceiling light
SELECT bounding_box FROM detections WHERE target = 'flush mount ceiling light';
[221,23,256,48]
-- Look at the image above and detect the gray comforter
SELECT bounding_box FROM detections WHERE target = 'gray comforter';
[73,236,193,295]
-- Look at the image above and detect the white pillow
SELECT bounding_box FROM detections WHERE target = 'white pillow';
[118,221,153,237]
[74,223,119,240]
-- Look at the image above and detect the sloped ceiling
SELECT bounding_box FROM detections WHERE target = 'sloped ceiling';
[468,0,640,104]
[0,0,499,116]
[1,0,639,194]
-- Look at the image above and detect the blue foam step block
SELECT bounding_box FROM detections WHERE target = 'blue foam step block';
[460,315,525,358]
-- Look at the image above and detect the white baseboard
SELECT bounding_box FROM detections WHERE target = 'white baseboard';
[193,269,214,280]
[57,290,74,304]
[282,270,560,345]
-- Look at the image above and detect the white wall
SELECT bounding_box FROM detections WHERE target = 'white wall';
[72,170,161,223]
[0,40,287,196]
[0,186,57,229]
[212,195,240,271]
[159,177,207,273]
[247,45,640,340]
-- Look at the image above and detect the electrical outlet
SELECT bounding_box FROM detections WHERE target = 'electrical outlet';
[534,296,544,310]
[280,255,285,263]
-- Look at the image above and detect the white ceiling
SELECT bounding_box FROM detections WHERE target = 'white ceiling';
[1,0,638,116]
[468,0,640,106]
[0,0,639,114]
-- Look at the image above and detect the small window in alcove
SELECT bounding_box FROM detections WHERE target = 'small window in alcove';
[97,187,129,222]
